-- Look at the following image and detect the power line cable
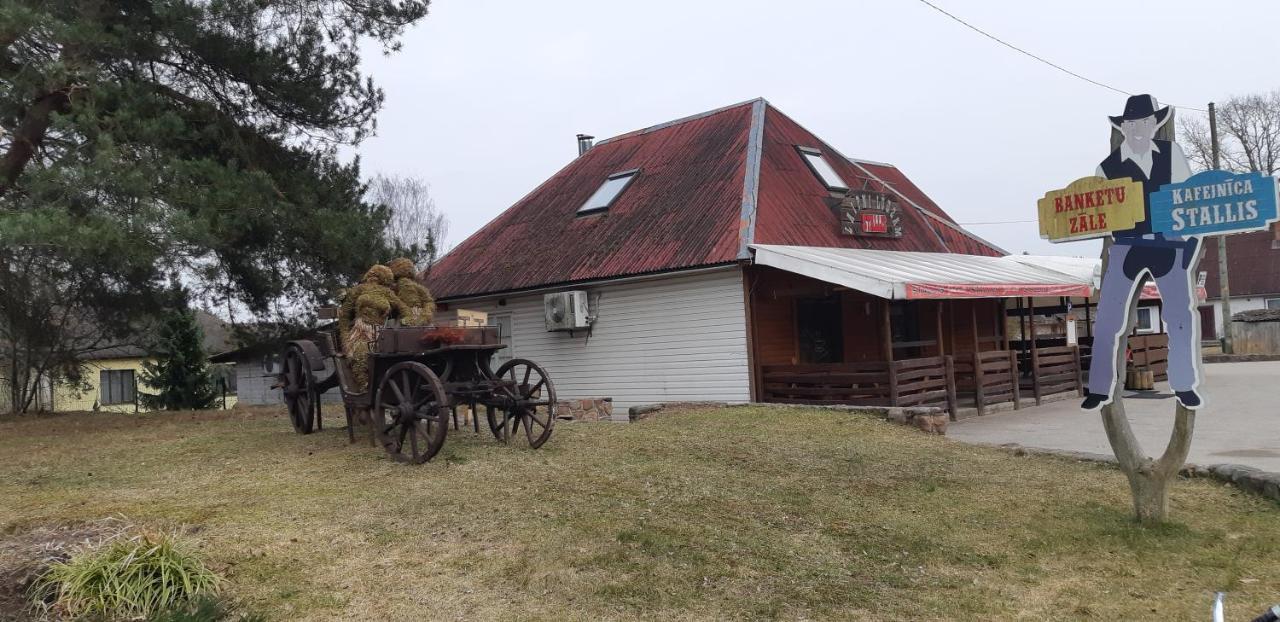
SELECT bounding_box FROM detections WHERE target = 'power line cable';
[914,0,1208,114]
[958,219,1037,226]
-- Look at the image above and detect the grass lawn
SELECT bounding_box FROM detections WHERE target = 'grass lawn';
[1,405,1278,620]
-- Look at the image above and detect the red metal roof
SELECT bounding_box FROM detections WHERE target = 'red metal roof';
[429,99,1004,300]
[750,107,1001,256]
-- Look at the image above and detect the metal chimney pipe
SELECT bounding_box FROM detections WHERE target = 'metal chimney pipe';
[576,134,594,156]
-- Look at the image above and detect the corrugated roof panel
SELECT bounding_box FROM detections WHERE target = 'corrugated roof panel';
[429,100,1006,301]
[751,108,1003,257]
[751,244,1091,300]
[428,103,753,300]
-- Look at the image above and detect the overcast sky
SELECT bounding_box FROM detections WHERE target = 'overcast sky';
[350,0,1279,258]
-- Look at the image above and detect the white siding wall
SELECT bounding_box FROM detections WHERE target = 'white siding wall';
[455,268,751,415]
[234,358,342,406]
[235,362,279,406]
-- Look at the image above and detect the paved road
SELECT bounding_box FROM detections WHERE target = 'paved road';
[949,361,1280,472]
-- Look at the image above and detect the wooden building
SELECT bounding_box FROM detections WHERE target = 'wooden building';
[426,99,1092,417]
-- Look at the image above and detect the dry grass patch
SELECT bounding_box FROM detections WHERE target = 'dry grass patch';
[1,405,1278,620]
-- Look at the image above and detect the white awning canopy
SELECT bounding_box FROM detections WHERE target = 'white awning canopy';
[749,244,1094,300]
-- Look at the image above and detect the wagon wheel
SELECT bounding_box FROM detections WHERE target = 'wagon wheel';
[372,362,449,464]
[487,359,556,449]
[282,346,318,435]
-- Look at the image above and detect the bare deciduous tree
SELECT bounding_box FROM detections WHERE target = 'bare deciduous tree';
[366,174,449,274]
[1179,90,1280,174]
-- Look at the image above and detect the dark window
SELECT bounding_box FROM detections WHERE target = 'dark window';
[100,369,136,405]
[890,302,923,358]
[797,297,844,364]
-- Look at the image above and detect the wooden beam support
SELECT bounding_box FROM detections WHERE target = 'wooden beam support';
[970,302,980,354]
[936,301,945,356]
[881,300,894,363]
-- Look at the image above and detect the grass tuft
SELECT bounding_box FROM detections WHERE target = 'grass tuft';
[34,531,220,620]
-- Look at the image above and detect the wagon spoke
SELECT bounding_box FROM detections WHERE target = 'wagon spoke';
[527,378,546,398]
[388,377,405,403]
[522,365,532,387]
[409,425,419,459]
[400,374,412,406]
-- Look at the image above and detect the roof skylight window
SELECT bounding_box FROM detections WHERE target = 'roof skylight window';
[578,169,638,214]
[797,147,848,191]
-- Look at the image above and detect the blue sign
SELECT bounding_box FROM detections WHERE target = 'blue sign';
[1150,170,1279,238]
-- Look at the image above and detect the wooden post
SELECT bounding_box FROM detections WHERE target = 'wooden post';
[970,302,980,354]
[1031,347,1044,406]
[944,354,958,420]
[1028,297,1038,357]
[973,350,986,415]
[936,301,945,356]
[1072,345,1085,397]
[1087,299,1094,337]
[1008,349,1022,409]
[882,300,897,406]
[881,300,894,363]
[998,300,1009,351]
[1028,296,1040,404]
[888,360,900,407]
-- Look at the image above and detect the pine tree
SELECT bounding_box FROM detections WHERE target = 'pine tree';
[0,0,430,412]
[140,310,218,411]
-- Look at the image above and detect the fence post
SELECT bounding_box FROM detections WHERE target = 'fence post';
[1031,348,1044,405]
[1008,350,1022,409]
[887,361,900,407]
[1071,345,1085,397]
[944,355,958,420]
[973,350,986,416]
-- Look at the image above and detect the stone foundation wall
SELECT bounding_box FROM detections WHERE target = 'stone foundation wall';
[556,398,613,422]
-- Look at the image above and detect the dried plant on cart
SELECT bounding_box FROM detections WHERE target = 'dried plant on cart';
[388,257,435,326]
[339,265,407,390]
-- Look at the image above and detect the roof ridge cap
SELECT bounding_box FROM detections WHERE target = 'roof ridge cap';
[594,97,767,147]
[735,99,767,259]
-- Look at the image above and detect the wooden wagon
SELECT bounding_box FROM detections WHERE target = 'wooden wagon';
[272,323,556,464]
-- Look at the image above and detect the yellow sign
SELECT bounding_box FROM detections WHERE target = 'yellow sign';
[1038,176,1145,242]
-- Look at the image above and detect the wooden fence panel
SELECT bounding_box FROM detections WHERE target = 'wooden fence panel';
[761,357,959,417]
[1031,345,1084,403]
[1128,333,1169,382]
[762,362,893,405]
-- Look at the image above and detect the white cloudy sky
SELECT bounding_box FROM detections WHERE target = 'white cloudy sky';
[350,0,1278,258]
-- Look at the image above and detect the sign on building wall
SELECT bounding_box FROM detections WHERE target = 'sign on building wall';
[839,190,902,238]
[1037,176,1145,242]
[1148,170,1279,237]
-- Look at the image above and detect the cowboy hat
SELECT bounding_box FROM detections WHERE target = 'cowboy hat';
[1109,94,1170,127]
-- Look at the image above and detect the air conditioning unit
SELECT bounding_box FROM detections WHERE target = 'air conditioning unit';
[544,290,591,331]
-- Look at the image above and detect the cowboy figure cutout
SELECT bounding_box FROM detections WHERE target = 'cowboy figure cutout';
[1080,95,1204,411]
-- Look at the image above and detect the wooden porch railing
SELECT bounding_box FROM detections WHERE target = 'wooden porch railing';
[762,348,1076,418]
[953,350,1021,416]
[761,356,957,416]
[890,356,955,413]
[1028,345,1084,404]
[761,361,893,406]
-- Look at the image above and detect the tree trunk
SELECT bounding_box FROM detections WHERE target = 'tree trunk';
[1101,397,1196,523]
[0,88,71,198]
